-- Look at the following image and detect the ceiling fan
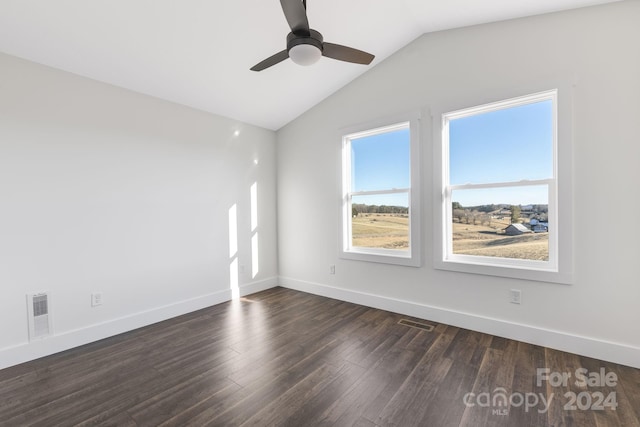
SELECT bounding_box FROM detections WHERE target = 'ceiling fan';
[250,0,375,71]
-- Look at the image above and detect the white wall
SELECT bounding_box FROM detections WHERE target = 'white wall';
[277,1,640,368]
[0,53,278,369]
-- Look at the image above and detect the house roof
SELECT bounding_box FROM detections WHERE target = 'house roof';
[506,223,531,232]
[0,0,620,130]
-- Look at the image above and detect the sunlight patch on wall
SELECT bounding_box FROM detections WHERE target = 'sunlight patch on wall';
[251,182,258,232]
[228,204,239,299]
[251,233,259,279]
[250,182,259,279]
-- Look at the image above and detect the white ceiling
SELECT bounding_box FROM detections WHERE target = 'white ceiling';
[0,0,619,130]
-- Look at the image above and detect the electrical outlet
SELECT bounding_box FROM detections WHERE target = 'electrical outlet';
[329,265,336,275]
[91,292,103,307]
[510,289,521,305]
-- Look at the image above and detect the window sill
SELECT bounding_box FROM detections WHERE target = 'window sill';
[434,257,572,284]
[340,248,421,267]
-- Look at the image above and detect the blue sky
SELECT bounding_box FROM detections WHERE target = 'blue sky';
[351,128,410,192]
[449,100,552,206]
[350,99,552,208]
[351,127,410,207]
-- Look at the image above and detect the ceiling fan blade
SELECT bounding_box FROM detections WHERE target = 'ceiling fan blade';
[322,42,375,65]
[250,50,289,71]
[280,0,310,35]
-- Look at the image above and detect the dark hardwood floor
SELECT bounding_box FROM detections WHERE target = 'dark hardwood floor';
[1,287,638,426]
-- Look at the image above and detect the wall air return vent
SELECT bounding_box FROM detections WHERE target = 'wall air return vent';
[27,292,52,340]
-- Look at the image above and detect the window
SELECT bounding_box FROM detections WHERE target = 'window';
[436,89,572,283]
[341,115,421,266]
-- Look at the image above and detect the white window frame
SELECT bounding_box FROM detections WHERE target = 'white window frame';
[340,113,421,267]
[434,88,573,284]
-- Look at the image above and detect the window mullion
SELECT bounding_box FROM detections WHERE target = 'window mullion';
[350,188,410,197]
[449,179,553,191]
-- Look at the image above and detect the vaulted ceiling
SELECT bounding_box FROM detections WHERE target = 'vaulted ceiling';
[0,0,619,130]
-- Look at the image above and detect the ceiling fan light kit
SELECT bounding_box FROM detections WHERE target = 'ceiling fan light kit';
[288,44,321,65]
[287,30,323,66]
[251,0,375,71]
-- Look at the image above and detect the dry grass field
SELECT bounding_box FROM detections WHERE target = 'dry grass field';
[352,213,549,260]
[452,221,549,261]
[351,214,409,250]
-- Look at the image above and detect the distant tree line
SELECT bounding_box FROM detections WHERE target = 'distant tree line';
[453,201,501,213]
[352,204,409,216]
[452,208,493,226]
[454,202,548,213]
[525,204,548,214]
[452,202,549,225]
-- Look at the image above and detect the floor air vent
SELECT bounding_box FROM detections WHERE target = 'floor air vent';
[27,292,52,340]
[398,319,435,332]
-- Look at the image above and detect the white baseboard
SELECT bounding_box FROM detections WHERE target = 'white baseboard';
[279,276,640,369]
[0,277,279,370]
[239,277,279,297]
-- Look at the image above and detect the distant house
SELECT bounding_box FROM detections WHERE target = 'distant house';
[532,223,548,233]
[504,223,532,235]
